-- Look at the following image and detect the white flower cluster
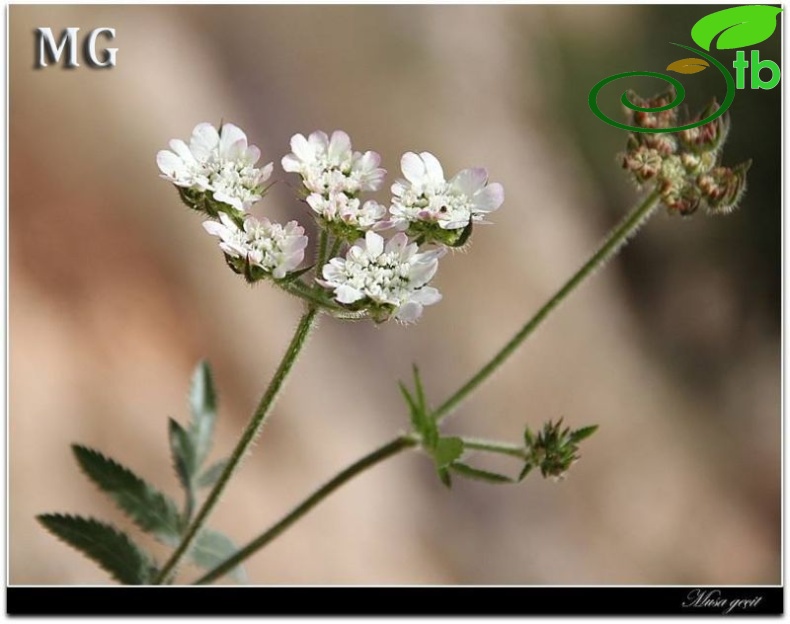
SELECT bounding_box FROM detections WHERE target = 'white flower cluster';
[282,130,388,235]
[390,152,505,240]
[320,232,444,323]
[157,123,273,214]
[159,123,505,323]
[203,213,308,280]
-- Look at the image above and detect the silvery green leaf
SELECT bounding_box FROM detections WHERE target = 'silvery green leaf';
[196,459,228,490]
[191,529,246,583]
[188,361,217,467]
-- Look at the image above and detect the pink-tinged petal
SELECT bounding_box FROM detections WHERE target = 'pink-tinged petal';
[335,284,364,304]
[385,232,408,255]
[225,137,247,161]
[364,231,384,257]
[190,123,220,161]
[356,150,381,172]
[328,130,352,161]
[308,131,329,151]
[450,167,488,195]
[245,145,261,165]
[395,301,422,323]
[472,183,505,213]
[289,133,313,162]
[400,152,426,185]
[419,152,445,185]
[219,123,247,156]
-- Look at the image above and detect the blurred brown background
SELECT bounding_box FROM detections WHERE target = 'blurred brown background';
[10,5,780,585]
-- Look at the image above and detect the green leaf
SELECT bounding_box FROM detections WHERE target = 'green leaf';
[569,425,599,444]
[169,418,196,491]
[72,445,182,544]
[191,529,247,583]
[433,436,464,469]
[188,361,217,467]
[196,459,228,489]
[437,467,452,489]
[517,462,534,482]
[412,365,427,414]
[399,370,438,449]
[691,5,782,51]
[37,514,156,585]
[451,462,514,484]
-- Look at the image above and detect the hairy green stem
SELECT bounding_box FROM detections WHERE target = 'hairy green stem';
[191,190,661,584]
[194,435,417,585]
[154,306,320,584]
[433,190,661,423]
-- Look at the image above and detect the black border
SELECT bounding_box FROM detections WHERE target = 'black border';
[6,586,784,616]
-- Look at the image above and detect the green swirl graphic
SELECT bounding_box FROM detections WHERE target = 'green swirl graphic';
[588,43,735,133]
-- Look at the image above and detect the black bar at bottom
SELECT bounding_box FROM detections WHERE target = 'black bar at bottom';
[6,586,784,616]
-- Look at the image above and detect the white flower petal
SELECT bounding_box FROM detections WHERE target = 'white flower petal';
[364,231,384,257]
[419,152,445,185]
[401,152,426,185]
[190,123,220,161]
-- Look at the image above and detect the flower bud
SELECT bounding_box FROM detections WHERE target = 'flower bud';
[697,162,750,214]
[678,100,731,154]
[624,87,679,129]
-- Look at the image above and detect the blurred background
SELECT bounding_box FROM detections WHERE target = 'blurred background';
[10,5,780,585]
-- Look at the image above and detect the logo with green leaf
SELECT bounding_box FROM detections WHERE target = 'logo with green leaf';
[589,5,782,132]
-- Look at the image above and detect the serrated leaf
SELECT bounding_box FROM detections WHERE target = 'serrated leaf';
[196,459,228,489]
[569,425,599,444]
[72,445,182,544]
[666,58,709,74]
[451,462,514,484]
[691,5,782,51]
[433,436,464,469]
[169,418,196,491]
[191,529,246,583]
[37,514,156,585]
[188,361,217,467]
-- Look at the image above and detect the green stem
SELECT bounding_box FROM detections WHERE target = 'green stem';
[461,437,528,460]
[315,229,329,269]
[154,306,320,584]
[194,435,417,585]
[434,190,661,423]
[327,236,343,260]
